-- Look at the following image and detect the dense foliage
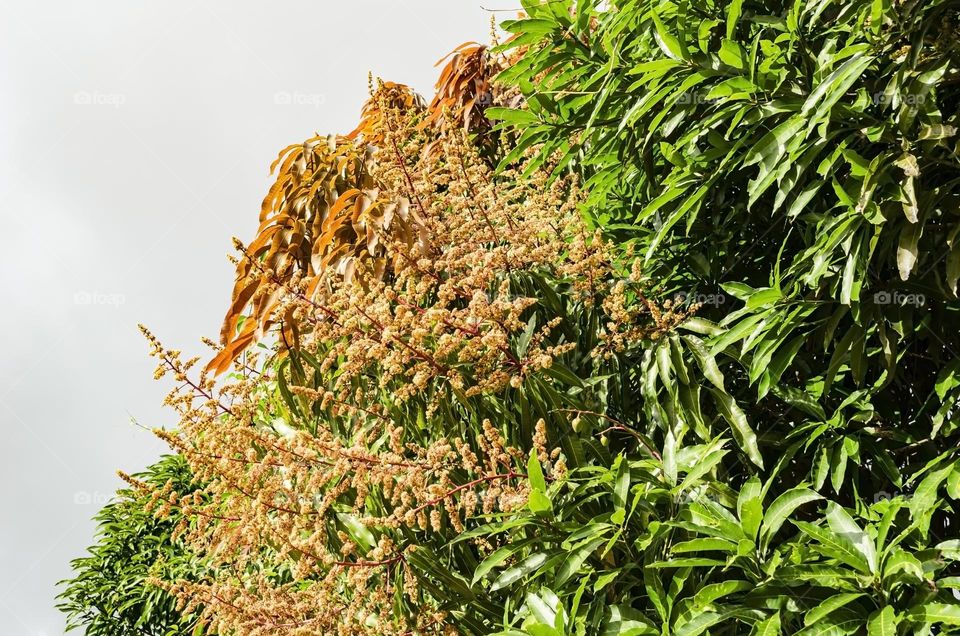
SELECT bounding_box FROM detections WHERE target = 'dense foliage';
[60,1,960,634]
[56,455,209,635]
[493,0,960,487]
[481,0,960,632]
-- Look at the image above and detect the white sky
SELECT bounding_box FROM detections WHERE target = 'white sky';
[0,2,493,632]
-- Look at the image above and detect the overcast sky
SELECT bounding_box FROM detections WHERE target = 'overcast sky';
[0,2,492,632]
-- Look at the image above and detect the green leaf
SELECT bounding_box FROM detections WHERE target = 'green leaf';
[825,503,877,574]
[613,454,630,509]
[802,53,874,125]
[528,450,547,492]
[473,540,535,585]
[683,334,725,391]
[708,387,763,468]
[501,17,558,35]
[760,488,823,551]
[662,428,678,486]
[648,558,725,568]
[866,606,897,636]
[743,116,805,171]
[529,488,553,516]
[745,287,782,310]
[909,464,953,526]
[678,447,727,495]
[681,317,725,336]
[674,611,725,636]
[751,612,781,636]
[804,593,864,626]
[490,552,550,591]
[794,521,871,574]
[947,466,960,500]
[777,564,858,587]
[738,476,763,540]
[603,604,658,636]
[670,538,739,554]
[651,11,685,60]
[917,124,957,140]
[690,580,752,611]
[555,537,605,586]
[897,221,921,281]
[771,385,826,420]
[908,603,960,626]
[543,361,585,388]
[486,107,540,126]
[406,546,475,600]
[719,39,747,70]
[882,548,923,582]
[726,0,744,39]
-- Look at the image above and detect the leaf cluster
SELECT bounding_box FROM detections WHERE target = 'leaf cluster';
[56,455,210,636]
